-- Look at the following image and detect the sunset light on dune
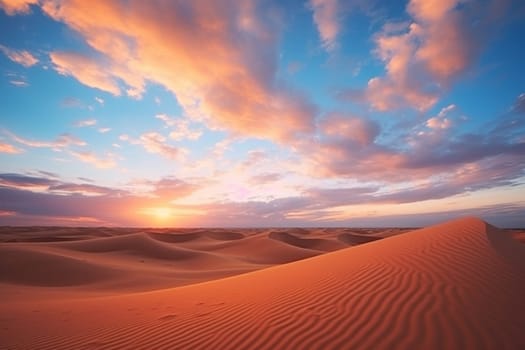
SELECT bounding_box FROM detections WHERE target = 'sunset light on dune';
[0,0,524,227]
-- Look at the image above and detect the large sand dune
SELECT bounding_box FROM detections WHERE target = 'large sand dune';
[1,217,524,349]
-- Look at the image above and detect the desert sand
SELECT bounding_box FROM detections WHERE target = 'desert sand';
[1,217,524,349]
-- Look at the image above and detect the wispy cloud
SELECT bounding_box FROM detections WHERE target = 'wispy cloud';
[69,151,116,169]
[74,119,97,127]
[156,114,202,141]
[9,79,29,87]
[61,97,83,108]
[127,132,184,160]
[0,173,57,189]
[0,141,23,154]
[142,133,183,160]
[6,130,86,150]
[309,0,340,51]
[0,44,38,67]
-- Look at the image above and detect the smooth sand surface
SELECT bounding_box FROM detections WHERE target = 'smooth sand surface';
[1,217,524,349]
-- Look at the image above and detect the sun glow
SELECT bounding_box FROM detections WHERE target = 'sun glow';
[141,207,174,222]
[138,206,205,226]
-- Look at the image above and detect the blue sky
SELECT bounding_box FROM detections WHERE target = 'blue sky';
[1,0,524,227]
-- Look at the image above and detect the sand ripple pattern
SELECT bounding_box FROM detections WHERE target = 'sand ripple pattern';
[1,217,525,349]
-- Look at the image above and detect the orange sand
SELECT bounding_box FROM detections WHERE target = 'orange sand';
[1,217,524,349]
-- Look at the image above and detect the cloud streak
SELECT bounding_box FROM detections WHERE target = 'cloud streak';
[6,130,86,150]
[0,141,23,154]
[0,44,38,67]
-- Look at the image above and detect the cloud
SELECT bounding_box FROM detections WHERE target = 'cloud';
[74,119,97,127]
[9,79,29,87]
[98,127,111,133]
[156,114,202,141]
[61,97,83,108]
[50,51,121,95]
[136,132,182,160]
[0,141,23,154]
[0,44,38,67]
[360,0,503,112]
[426,104,455,130]
[48,183,123,196]
[69,151,116,169]
[514,93,525,114]
[0,173,57,189]
[309,0,340,51]
[300,99,525,185]
[4,130,117,169]
[426,117,452,130]
[152,177,197,199]
[6,130,86,150]
[319,113,380,146]
[0,0,37,15]
[250,172,283,185]
[40,0,316,144]
[0,173,200,226]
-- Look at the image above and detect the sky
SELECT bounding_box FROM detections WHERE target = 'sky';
[0,0,524,228]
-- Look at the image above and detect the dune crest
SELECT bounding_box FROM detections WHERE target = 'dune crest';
[1,217,524,349]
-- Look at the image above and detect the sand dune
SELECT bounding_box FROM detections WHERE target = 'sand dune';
[0,246,121,287]
[337,232,383,245]
[1,217,524,349]
[268,231,346,252]
[0,226,398,293]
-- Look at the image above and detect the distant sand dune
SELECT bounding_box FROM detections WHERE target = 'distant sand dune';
[268,231,346,251]
[337,232,383,245]
[0,245,121,286]
[1,217,524,349]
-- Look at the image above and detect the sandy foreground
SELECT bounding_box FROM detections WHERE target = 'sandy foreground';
[0,217,524,349]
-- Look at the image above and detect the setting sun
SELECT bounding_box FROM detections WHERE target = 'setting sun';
[140,207,174,223]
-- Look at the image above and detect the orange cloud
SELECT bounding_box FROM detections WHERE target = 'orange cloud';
[0,0,37,15]
[0,44,38,67]
[50,52,121,96]
[41,0,316,144]
[407,0,458,22]
[365,0,492,112]
[0,141,23,154]
[409,0,476,81]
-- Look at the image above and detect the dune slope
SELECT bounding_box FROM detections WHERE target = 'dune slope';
[1,217,524,349]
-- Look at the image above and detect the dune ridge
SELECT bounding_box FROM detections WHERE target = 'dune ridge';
[1,217,524,349]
